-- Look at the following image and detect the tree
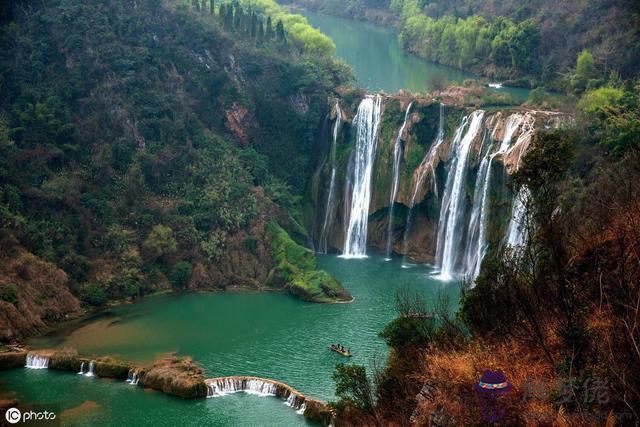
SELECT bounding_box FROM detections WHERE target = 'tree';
[332,363,374,412]
[170,261,192,289]
[142,225,177,262]
[266,16,273,40]
[209,0,214,15]
[275,19,285,42]
[571,50,598,93]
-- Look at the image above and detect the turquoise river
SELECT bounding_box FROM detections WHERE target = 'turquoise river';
[2,256,458,426]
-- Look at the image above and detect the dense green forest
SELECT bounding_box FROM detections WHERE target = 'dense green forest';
[0,0,353,339]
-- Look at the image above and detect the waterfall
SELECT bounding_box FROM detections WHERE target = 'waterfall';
[318,101,342,254]
[25,354,49,369]
[401,103,444,261]
[78,362,85,375]
[434,111,485,280]
[462,113,527,279]
[461,129,491,279]
[284,391,305,410]
[127,369,140,385]
[84,360,95,377]
[385,102,413,260]
[505,186,531,247]
[207,378,278,397]
[341,95,383,258]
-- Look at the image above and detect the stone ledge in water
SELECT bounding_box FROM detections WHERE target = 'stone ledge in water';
[205,376,333,425]
[139,355,207,399]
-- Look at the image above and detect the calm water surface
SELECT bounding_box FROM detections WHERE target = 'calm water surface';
[301,10,531,101]
[3,256,458,426]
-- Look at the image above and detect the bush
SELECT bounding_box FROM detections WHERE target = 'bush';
[170,261,192,289]
[332,363,374,412]
[379,316,434,349]
[0,283,18,305]
[81,283,108,306]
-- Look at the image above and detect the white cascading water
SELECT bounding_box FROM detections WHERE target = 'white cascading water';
[318,101,342,254]
[284,391,306,411]
[434,111,485,280]
[401,104,444,261]
[207,378,278,397]
[127,369,140,385]
[463,113,526,279]
[461,129,491,278]
[78,361,85,375]
[385,102,413,260]
[84,360,95,377]
[505,186,531,247]
[341,95,383,258]
[25,354,49,369]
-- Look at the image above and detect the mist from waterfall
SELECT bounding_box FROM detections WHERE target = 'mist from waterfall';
[341,95,383,258]
[318,101,342,254]
[385,102,413,260]
[434,111,485,280]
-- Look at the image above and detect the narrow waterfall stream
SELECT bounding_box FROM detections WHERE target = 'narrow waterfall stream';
[461,113,527,279]
[401,103,444,262]
[505,186,531,247]
[318,101,342,254]
[342,95,383,258]
[385,102,413,259]
[434,111,485,280]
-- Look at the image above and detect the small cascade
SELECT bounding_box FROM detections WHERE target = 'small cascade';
[296,403,307,415]
[341,95,383,258]
[207,378,278,397]
[84,360,95,377]
[25,354,49,369]
[505,186,531,248]
[401,103,444,260]
[284,391,305,410]
[78,361,85,375]
[127,369,140,385]
[318,101,342,254]
[435,111,485,280]
[385,102,413,259]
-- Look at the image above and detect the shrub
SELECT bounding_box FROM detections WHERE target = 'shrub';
[170,261,192,289]
[81,283,108,306]
[0,283,18,305]
[332,363,374,412]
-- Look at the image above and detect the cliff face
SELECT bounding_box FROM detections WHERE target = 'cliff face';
[312,93,570,263]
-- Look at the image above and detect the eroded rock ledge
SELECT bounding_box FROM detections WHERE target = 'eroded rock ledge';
[1,348,334,424]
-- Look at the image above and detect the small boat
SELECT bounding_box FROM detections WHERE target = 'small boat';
[329,344,352,357]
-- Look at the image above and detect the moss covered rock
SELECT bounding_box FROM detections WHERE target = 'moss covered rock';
[267,222,351,303]
[139,356,207,399]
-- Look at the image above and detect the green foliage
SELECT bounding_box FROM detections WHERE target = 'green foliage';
[143,225,177,262]
[379,316,433,349]
[577,87,624,115]
[400,14,541,76]
[80,283,108,306]
[169,261,192,289]
[0,283,18,305]
[266,221,350,302]
[332,363,374,412]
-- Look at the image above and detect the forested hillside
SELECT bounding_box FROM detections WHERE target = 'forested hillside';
[0,0,352,340]
[284,0,640,87]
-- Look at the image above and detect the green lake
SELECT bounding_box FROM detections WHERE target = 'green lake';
[1,256,458,426]
[301,10,531,101]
